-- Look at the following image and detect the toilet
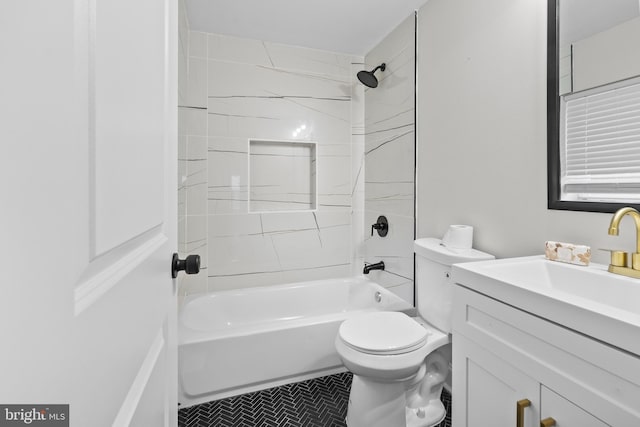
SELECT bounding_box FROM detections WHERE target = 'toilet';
[335,238,494,427]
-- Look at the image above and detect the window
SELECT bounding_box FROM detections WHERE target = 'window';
[559,77,640,205]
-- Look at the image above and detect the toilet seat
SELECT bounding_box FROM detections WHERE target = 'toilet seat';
[338,312,428,355]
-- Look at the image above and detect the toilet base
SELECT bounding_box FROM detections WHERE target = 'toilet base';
[346,375,407,427]
[345,375,446,427]
[405,400,446,427]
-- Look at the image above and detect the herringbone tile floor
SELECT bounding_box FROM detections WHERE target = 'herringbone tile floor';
[178,372,452,427]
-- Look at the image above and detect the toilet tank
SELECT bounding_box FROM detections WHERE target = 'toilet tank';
[414,238,494,333]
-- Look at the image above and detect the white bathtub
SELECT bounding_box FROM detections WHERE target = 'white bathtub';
[178,276,414,407]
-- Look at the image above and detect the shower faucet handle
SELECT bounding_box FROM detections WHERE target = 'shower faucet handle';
[371,215,388,237]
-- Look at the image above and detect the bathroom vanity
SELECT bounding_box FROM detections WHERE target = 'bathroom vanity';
[450,256,640,426]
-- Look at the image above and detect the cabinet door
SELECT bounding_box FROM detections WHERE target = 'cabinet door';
[453,334,540,427]
[541,386,608,427]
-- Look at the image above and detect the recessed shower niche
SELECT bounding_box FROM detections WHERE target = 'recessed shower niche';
[249,139,318,212]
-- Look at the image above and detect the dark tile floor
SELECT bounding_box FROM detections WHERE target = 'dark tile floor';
[178,372,452,427]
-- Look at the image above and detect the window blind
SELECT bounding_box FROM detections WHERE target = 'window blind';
[561,79,640,203]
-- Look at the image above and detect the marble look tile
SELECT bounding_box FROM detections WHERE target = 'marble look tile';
[208,214,263,237]
[366,40,413,93]
[271,225,351,271]
[262,42,353,78]
[207,97,350,144]
[350,58,365,274]
[186,181,207,216]
[180,31,366,289]
[317,194,351,211]
[180,271,209,296]
[186,57,207,108]
[208,190,248,215]
[208,33,273,66]
[387,281,414,305]
[351,142,364,203]
[187,135,208,160]
[181,134,208,217]
[178,130,188,158]
[178,185,186,220]
[314,210,351,229]
[207,137,248,215]
[207,32,354,79]
[177,216,186,250]
[178,0,189,56]
[364,14,415,109]
[365,212,414,258]
[365,182,414,217]
[280,264,352,285]
[208,59,351,100]
[185,156,207,183]
[183,107,208,137]
[184,215,208,269]
[208,271,285,292]
[207,232,281,276]
[363,12,415,272]
[208,151,246,191]
[205,209,352,288]
[178,44,188,107]
[365,108,414,137]
[178,107,188,137]
[365,128,415,184]
[188,31,207,58]
[351,59,366,127]
[352,255,365,277]
[367,13,414,65]
[365,267,414,305]
[260,211,317,234]
[249,140,316,212]
[317,143,351,158]
[317,155,350,209]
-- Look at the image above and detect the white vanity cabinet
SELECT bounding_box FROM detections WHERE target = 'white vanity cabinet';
[451,284,640,427]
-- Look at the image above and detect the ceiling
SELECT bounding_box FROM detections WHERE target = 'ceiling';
[185,0,429,56]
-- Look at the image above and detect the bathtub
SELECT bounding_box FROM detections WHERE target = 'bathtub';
[178,276,414,407]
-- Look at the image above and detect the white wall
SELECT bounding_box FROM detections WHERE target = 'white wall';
[363,14,416,304]
[417,0,635,264]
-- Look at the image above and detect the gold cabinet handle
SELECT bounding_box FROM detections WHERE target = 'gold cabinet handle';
[517,399,531,427]
[541,418,556,427]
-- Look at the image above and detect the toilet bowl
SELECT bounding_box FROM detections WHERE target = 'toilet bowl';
[335,312,449,427]
[336,238,494,427]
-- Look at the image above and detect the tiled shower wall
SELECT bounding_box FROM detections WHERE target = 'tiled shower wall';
[362,14,416,303]
[178,28,365,294]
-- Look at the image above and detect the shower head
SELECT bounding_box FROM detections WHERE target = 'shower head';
[356,63,386,88]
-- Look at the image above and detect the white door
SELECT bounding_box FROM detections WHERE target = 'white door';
[1,0,181,425]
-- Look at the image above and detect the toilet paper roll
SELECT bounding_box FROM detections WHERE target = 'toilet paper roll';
[442,225,473,249]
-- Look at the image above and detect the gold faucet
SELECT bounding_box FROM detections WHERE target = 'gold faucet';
[607,207,640,278]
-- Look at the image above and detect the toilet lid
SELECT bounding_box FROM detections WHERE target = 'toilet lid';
[339,312,428,355]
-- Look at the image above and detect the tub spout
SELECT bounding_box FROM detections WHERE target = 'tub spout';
[363,261,385,274]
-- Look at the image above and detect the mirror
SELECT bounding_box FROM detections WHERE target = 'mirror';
[548,0,640,212]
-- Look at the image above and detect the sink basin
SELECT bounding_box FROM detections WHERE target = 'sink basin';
[452,255,640,356]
